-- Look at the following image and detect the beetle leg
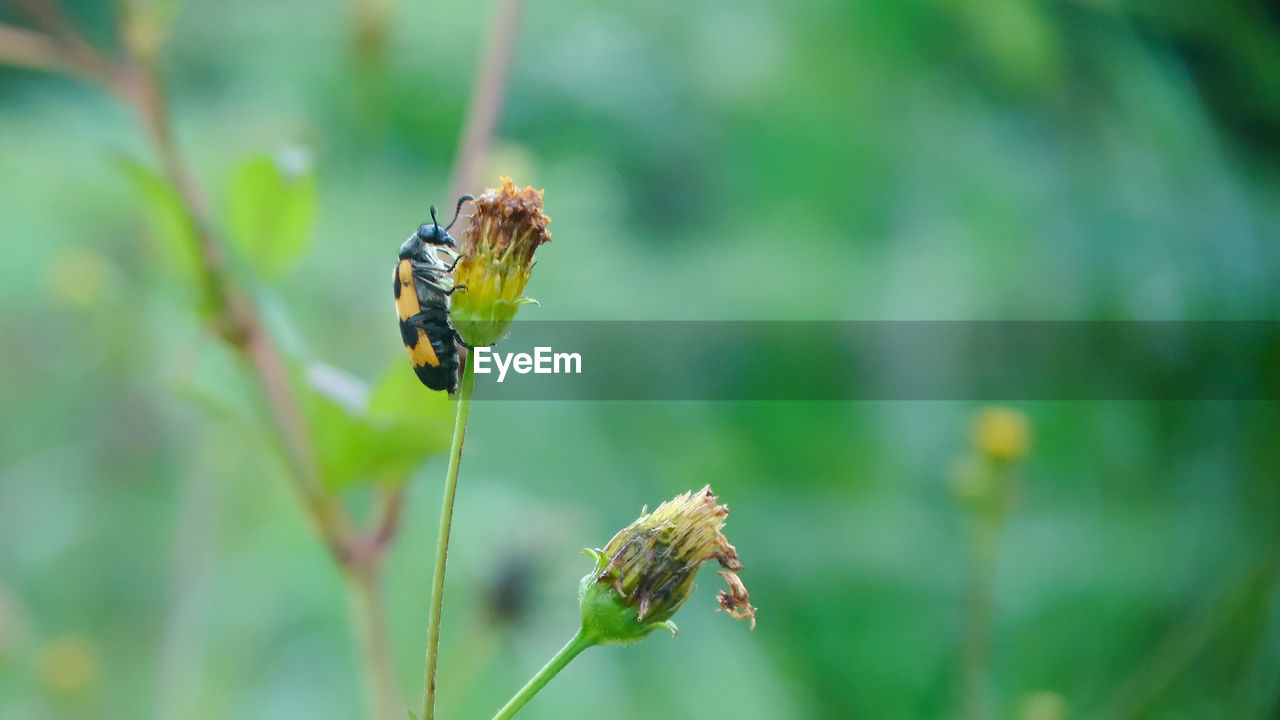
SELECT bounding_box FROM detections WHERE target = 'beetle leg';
[404,313,464,353]
[402,311,434,328]
[412,273,454,293]
[430,246,460,267]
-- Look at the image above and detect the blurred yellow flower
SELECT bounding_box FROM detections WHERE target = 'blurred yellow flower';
[971,406,1031,462]
[46,247,110,308]
[39,635,98,694]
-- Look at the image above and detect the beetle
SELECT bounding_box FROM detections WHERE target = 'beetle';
[394,195,472,393]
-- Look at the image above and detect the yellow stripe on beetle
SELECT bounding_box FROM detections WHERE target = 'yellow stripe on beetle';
[408,327,441,368]
[395,259,420,321]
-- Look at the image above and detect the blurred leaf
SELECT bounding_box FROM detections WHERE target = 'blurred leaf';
[113,154,200,281]
[227,153,316,279]
[365,360,455,464]
[304,361,453,491]
[367,360,455,430]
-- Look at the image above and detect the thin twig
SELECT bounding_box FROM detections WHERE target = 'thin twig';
[0,22,117,83]
[446,0,525,202]
[0,24,68,74]
[372,485,407,550]
[110,35,391,719]
[117,54,356,560]
[13,0,79,40]
[347,563,400,720]
[5,8,338,544]
[11,0,120,83]
[1,6,524,718]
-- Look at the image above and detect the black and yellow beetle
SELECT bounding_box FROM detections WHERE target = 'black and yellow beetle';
[394,195,471,393]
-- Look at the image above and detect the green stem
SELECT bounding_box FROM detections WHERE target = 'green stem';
[959,464,1009,720]
[421,356,477,720]
[491,629,595,720]
[960,515,1000,720]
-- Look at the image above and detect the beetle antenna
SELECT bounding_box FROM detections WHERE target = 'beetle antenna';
[445,194,473,231]
[430,205,440,229]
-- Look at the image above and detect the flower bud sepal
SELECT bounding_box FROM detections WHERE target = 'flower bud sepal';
[578,549,681,645]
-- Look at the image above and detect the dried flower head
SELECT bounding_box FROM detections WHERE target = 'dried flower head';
[579,486,755,645]
[717,570,757,629]
[449,177,551,347]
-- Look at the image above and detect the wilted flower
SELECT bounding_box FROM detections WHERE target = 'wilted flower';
[449,177,551,347]
[717,570,757,629]
[579,486,756,645]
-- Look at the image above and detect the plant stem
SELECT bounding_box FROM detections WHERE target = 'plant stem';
[960,514,1000,720]
[2,6,403,718]
[491,630,595,720]
[421,356,477,720]
[446,0,525,203]
[347,565,399,720]
[417,1,522,714]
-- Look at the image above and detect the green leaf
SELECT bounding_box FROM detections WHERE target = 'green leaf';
[113,154,200,281]
[367,361,455,433]
[303,361,454,492]
[227,152,316,279]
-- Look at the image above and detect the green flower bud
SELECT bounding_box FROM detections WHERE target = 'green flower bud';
[449,177,551,347]
[578,486,756,645]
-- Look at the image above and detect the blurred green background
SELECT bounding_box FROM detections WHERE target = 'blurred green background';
[2,1,1279,719]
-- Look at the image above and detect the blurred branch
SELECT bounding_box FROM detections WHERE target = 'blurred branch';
[347,563,399,720]
[959,515,1001,720]
[446,0,525,202]
[10,0,120,83]
[114,52,355,561]
[0,24,65,73]
[152,464,218,720]
[1097,551,1278,720]
[1,7,326,499]
[371,485,406,551]
[108,10,415,720]
[1,2,536,717]
[13,0,80,39]
[0,22,117,83]
[345,485,406,569]
[0,6,337,542]
[349,0,392,65]
[107,52,408,720]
